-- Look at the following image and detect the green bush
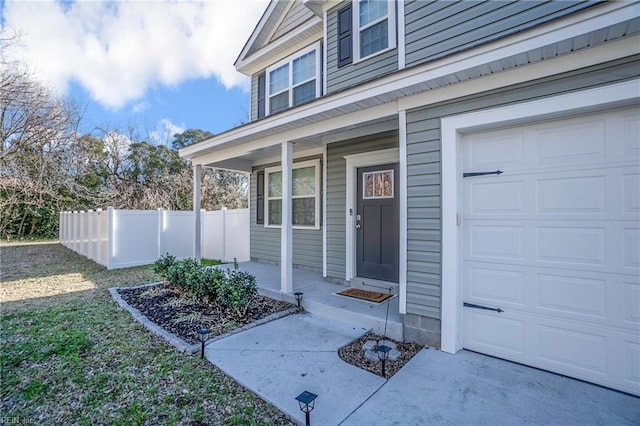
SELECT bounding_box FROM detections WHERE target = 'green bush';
[153,256,258,317]
[190,267,226,303]
[218,270,257,318]
[153,253,177,278]
[165,258,199,292]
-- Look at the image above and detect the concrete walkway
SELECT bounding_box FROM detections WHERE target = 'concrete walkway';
[205,313,639,426]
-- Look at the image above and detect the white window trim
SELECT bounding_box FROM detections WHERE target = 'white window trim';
[265,42,322,116]
[353,0,397,63]
[264,159,321,230]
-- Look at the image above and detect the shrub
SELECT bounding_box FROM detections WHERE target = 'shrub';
[165,258,199,292]
[153,253,177,278]
[218,269,258,318]
[190,266,226,303]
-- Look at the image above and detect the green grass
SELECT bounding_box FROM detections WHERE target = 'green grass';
[200,258,224,267]
[0,242,292,425]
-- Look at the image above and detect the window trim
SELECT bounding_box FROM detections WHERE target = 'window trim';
[352,0,396,64]
[265,42,322,116]
[264,159,321,230]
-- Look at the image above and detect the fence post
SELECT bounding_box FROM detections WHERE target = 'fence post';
[73,211,79,253]
[221,207,227,262]
[200,209,206,261]
[157,208,164,259]
[87,210,94,260]
[96,209,102,265]
[107,207,115,270]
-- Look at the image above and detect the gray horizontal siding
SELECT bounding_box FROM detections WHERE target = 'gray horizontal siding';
[249,157,323,270]
[405,55,640,320]
[404,0,599,68]
[325,131,398,281]
[326,1,398,94]
[271,0,315,42]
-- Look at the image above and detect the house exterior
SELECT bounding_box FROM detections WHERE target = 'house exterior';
[180,0,640,396]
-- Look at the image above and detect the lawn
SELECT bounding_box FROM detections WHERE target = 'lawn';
[0,242,293,425]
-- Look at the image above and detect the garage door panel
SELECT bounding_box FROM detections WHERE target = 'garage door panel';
[466,180,525,215]
[464,132,525,170]
[464,311,525,355]
[536,226,606,266]
[462,107,640,395]
[624,229,640,270]
[536,176,606,214]
[464,265,525,305]
[534,120,607,166]
[468,225,524,260]
[536,273,606,318]
[535,323,608,375]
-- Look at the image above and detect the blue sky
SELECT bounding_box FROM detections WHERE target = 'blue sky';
[1,0,270,144]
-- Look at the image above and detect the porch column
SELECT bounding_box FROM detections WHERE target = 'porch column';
[281,141,293,293]
[193,164,202,261]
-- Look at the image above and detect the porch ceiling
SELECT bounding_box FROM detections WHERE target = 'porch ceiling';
[181,8,638,172]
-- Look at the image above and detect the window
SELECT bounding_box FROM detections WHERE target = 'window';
[266,43,321,115]
[265,160,321,229]
[353,0,395,62]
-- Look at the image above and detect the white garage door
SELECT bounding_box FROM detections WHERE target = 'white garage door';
[462,107,640,396]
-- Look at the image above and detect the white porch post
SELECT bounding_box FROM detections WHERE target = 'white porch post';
[281,141,293,293]
[193,164,202,261]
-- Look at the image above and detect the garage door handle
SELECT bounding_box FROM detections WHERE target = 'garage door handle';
[463,170,503,178]
[464,302,504,313]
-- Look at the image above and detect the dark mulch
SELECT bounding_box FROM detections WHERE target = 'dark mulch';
[338,332,423,379]
[118,283,296,344]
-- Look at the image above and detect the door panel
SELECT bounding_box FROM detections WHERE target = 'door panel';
[356,163,399,282]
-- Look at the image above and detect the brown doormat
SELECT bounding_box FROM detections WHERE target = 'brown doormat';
[337,288,392,303]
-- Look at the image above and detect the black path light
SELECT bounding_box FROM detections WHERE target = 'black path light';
[295,390,317,426]
[376,344,392,378]
[294,292,304,309]
[197,328,211,359]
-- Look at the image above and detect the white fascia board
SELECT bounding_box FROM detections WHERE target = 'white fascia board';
[439,78,640,355]
[190,102,398,166]
[184,1,635,160]
[235,0,279,69]
[236,19,323,75]
[399,34,640,111]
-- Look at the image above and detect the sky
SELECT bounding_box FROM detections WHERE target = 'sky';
[0,0,270,145]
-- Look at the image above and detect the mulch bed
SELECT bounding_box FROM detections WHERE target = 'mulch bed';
[338,332,423,379]
[118,283,423,377]
[118,283,296,344]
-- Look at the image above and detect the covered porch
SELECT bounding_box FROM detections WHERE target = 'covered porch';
[236,261,403,341]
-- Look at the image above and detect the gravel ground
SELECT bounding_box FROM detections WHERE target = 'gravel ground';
[339,333,423,379]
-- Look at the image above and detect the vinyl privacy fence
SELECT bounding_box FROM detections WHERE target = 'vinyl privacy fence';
[59,207,250,269]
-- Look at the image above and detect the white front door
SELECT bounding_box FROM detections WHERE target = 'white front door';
[461,107,640,395]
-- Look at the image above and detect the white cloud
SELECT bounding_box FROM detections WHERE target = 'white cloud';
[149,118,185,146]
[1,0,269,108]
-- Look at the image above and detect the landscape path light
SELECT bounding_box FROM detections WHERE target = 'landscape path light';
[197,328,211,359]
[295,390,317,426]
[294,292,303,309]
[376,344,391,378]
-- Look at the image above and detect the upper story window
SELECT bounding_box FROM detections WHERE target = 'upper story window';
[337,1,396,67]
[266,43,321,116]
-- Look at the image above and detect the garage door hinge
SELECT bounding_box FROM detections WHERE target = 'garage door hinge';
[464,302,504,313]
[463,170,503,178]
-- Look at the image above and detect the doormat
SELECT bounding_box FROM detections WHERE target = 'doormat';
[337,288,392,303]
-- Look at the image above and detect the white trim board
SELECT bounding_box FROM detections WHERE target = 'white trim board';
[439,78,640,355]
[343,148,400,282]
